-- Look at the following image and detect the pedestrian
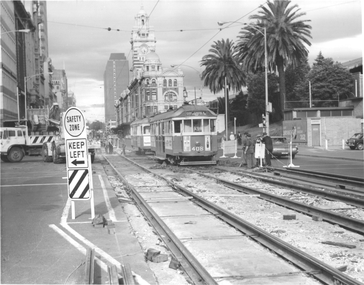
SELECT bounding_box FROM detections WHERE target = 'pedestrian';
[244,133,255,169]
[262,132,273,166]
[108,139,113,154]
[237,132,242,146]
[121,137,126,156]
[239,132,248,167]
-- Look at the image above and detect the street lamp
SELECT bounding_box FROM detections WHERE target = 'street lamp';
[171,64,202,105]
[218,21,269,135]
[1,29,31,35]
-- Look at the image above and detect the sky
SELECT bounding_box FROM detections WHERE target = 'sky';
[43,0,363,123]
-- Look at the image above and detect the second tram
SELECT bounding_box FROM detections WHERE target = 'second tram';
[149,104,218,165]
[130,117,152,154]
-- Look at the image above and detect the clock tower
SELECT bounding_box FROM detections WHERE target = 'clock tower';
[130,6,157,70]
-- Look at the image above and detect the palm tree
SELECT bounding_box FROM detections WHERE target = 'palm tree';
[200,38,245,135]
[236,0,312,117]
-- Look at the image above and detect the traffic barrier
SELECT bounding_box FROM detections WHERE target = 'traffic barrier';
[220,139,239,159]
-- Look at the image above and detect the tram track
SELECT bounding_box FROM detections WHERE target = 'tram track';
[271,168,364,193]
[103,152,363,285]
[214,167,364,208]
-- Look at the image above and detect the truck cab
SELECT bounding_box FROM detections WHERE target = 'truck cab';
[0,126,27,162]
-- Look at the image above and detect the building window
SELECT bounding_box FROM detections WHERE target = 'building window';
[321,110,331,117]
[164,91,177,102]
[168,79,172,87]
[151,78,156,85]
[151,65,155,71]
[151,89,157,100]
[342,110,352,116]
[163,79,167,86]
[332,110,341,116]
[146,66,149,71]
[173,79,177,87]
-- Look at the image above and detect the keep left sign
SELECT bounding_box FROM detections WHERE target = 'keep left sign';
[66,138,88,168]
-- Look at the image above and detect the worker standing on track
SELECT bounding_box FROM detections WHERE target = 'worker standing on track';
[244,133,255,169]
[121,137,126,156]
[262,132,273,166]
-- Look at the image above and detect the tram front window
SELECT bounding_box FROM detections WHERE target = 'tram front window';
[174,120,182,134]
[203,119,209,132]
[193,119,202,132]
[184,120,192,132]
[210,119,216,132]
[144,126,150,134]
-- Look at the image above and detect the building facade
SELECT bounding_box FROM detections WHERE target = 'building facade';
[103,53,129,124]
[0,0,54,125]
[52,69,68,110]
[115,7,185,135]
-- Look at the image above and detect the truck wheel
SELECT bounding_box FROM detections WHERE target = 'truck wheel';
[42,144,53,162]
[8,147,24,162]
[357,143,363,150]
[52,145,62,164]
[1,155,10,162]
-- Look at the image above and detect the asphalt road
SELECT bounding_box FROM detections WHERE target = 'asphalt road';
[1,157,85,284]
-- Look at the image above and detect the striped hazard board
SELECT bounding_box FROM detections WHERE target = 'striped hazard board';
[68,169,90,200]
[29,135,54,145]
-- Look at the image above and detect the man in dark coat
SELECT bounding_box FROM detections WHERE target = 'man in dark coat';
[262,132,273,166]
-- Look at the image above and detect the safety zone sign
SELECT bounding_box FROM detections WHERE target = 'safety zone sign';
[68,169,90,200]
[64,107,85,138]
[65,138,88,169]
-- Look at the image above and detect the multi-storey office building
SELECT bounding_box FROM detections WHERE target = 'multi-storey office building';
[103,53,129,125]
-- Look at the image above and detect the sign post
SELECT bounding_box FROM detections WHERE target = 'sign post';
[63,107,95,219]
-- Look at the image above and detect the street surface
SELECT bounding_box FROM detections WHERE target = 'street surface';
[1,147,363,283]
[1,158,85,284]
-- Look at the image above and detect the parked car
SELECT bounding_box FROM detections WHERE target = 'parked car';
[270,136,298,159]
[346,133,363,150]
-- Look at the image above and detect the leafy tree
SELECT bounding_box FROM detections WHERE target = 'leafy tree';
[230,90,249,126]
[200,39,246,131]
[88,120,105,131]
[246,72,280,122]
[285,57,311,108]
[296,52,355,107]
[236,0,312,118]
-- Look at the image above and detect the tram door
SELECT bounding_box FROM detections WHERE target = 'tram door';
[312,124,320,146]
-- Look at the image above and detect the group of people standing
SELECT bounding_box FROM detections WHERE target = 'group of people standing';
[239,132,273,168]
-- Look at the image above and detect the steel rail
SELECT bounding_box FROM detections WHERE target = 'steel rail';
[108,154,362,285]
[200,173,364,235]
[103,155,217,285]
[215,167,364,208]
[275,168,364,189]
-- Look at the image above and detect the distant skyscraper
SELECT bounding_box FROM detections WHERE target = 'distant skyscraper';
[104,53,129,123]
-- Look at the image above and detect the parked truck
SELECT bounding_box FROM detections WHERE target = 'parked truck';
[0,104,100,163]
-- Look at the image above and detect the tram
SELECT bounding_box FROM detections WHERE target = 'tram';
[149,104,218,165]
[130,117,152,154]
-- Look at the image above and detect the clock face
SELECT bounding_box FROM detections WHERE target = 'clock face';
[140,46,148,54]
